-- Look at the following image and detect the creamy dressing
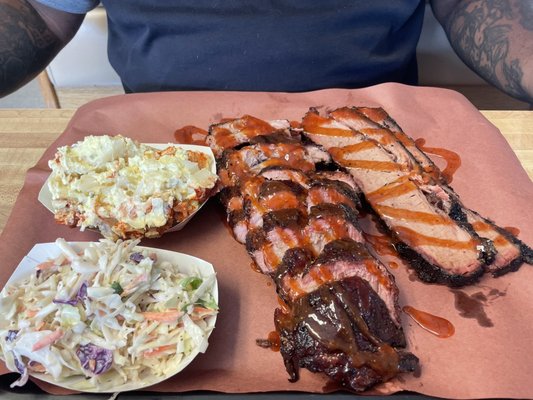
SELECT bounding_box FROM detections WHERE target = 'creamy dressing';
[48,135,217,237]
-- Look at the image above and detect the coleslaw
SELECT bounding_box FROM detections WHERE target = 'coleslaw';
[0,239,218,391]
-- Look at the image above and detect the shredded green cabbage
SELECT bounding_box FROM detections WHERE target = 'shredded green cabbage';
[0,239,218,391]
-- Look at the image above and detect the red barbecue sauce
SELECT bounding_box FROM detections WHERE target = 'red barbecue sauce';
[403,305,455,338]
[504,226,520,236]
[267,331,281,352]
[414,138,462,183]
[173,125,208,145]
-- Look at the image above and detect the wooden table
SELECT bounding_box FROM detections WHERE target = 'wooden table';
[0,109,532,235]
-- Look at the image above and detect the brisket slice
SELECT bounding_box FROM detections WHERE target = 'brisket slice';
[355,106,439,178]
[206,115,418,391]
[302,109,490,286]
[349,106,532,276]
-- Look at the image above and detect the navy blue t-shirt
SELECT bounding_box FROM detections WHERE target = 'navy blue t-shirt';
[38,0,426,92]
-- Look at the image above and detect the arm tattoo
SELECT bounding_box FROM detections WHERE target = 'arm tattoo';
[518,1,533,31]
[0,0,60,96]
[447,0,529,101]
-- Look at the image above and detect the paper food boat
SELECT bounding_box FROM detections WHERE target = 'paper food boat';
[0,241,218,393]
[38,143,217,236]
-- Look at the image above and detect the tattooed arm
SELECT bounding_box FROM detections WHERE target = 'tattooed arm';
[0,0,84,97]
[431,0,533,104]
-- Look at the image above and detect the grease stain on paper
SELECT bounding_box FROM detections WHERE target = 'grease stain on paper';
[451,286,507,328]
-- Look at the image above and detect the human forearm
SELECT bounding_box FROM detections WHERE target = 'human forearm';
[0,0,85,98]
[432,0,533,104]
[0,0,62,96]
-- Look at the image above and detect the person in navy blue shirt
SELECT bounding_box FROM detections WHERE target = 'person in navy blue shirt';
[0,0,532,104]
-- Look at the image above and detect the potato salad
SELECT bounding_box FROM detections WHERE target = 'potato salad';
[47,135,217,239]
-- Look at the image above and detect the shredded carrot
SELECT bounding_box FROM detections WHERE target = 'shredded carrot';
[25,309,38,318]
[32,329,64,351]
[191,306,215,321]
[141,309,182,322]
[36,261,56,271]
[143,344,176,358]
[193,306,212,314]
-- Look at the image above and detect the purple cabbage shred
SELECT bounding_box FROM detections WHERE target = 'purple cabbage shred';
[77,281,88,302]
[14,357,25,375]
[5,330,18,342]
[76,343,113,375]
[53,282,88,306]
[9,352,29,388]
[52,298,78,306]
[129,252,145,264]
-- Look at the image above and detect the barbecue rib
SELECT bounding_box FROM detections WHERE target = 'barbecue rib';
[301,107,532,286]
[208,115,418,391]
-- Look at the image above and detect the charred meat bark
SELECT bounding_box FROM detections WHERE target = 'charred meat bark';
[275,275,418,391]
[336,106,532,279]
[207,115,293,156]
[207,115,418,392]
[302,110,491,286]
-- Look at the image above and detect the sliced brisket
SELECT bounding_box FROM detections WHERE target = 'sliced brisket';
[348,106,532,278]
[302,109,489,286]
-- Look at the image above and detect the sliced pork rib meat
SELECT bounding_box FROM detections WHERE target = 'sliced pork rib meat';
[217,142,330,188]
[207,114,293,156]
[304,203,363,256]
[219,186,248,244]
[278,239,403,329]
[207,114,418,392]
[259,166,311,189]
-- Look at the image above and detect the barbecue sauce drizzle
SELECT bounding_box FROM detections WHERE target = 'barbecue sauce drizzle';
[173,125,208,145]
[504,226,520,236]
[303,113,480,253]
[363,232,399,258]
[402,306,455,338]
[414,138,461,183]
[276,283,401,380]
[470,221,517,247]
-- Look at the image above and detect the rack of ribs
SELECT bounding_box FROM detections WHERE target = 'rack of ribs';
[207,116,419,391]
